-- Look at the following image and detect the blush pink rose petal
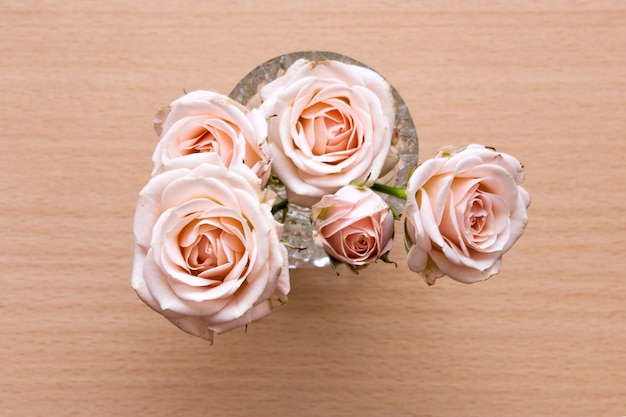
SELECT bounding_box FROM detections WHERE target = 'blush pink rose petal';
[311,185,395,269]
[132,154,289,342]
[152,90,271,186]
[403,144,530,285]
[260,58,396,207]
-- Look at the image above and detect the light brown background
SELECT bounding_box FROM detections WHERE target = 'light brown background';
[2,1,625,416]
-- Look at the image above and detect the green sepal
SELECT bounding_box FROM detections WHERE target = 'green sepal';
[379,251,397,268]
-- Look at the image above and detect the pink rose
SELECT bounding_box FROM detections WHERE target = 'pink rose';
[403,144,530,285]
[152,90,271,186]
[311,186,395,269]
[131,154,289,342]
[260,58,396,207]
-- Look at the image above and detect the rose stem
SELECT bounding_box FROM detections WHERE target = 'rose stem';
[271,198,289,215]
[371,183,407,200]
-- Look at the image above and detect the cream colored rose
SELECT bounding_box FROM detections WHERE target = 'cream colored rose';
[311,186,395,269]
[260,58,396,207]
[152,90,271,186]
[403,145,530,285]
[132,154,289,341]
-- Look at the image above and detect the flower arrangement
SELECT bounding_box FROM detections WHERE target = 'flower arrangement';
[132,51,530,343]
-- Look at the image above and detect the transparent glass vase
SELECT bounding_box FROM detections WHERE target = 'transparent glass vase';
[229,51,418,268]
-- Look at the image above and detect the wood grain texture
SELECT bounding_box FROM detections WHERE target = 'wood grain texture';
[1,1,625,416]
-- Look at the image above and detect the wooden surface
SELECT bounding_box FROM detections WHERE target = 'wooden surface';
[2,1,625,416]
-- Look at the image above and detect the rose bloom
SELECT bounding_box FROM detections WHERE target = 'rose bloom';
[403,144,530,285]
[311,186,395,269]
[260,58,396,207]
[131,154,289,342]
[152,90,271,186]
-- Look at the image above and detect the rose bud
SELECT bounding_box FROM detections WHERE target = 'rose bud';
[311,185,395,270]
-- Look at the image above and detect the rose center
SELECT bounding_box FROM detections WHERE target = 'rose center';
[470,213,486,231]
[184,232,219,274]
[189,235,216,268]
[345,232,374,256]
[179,124,235,165]
[180,220,246,280]
[469,199,488,233]
[321,109,356,152]
[300,103,356,158]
